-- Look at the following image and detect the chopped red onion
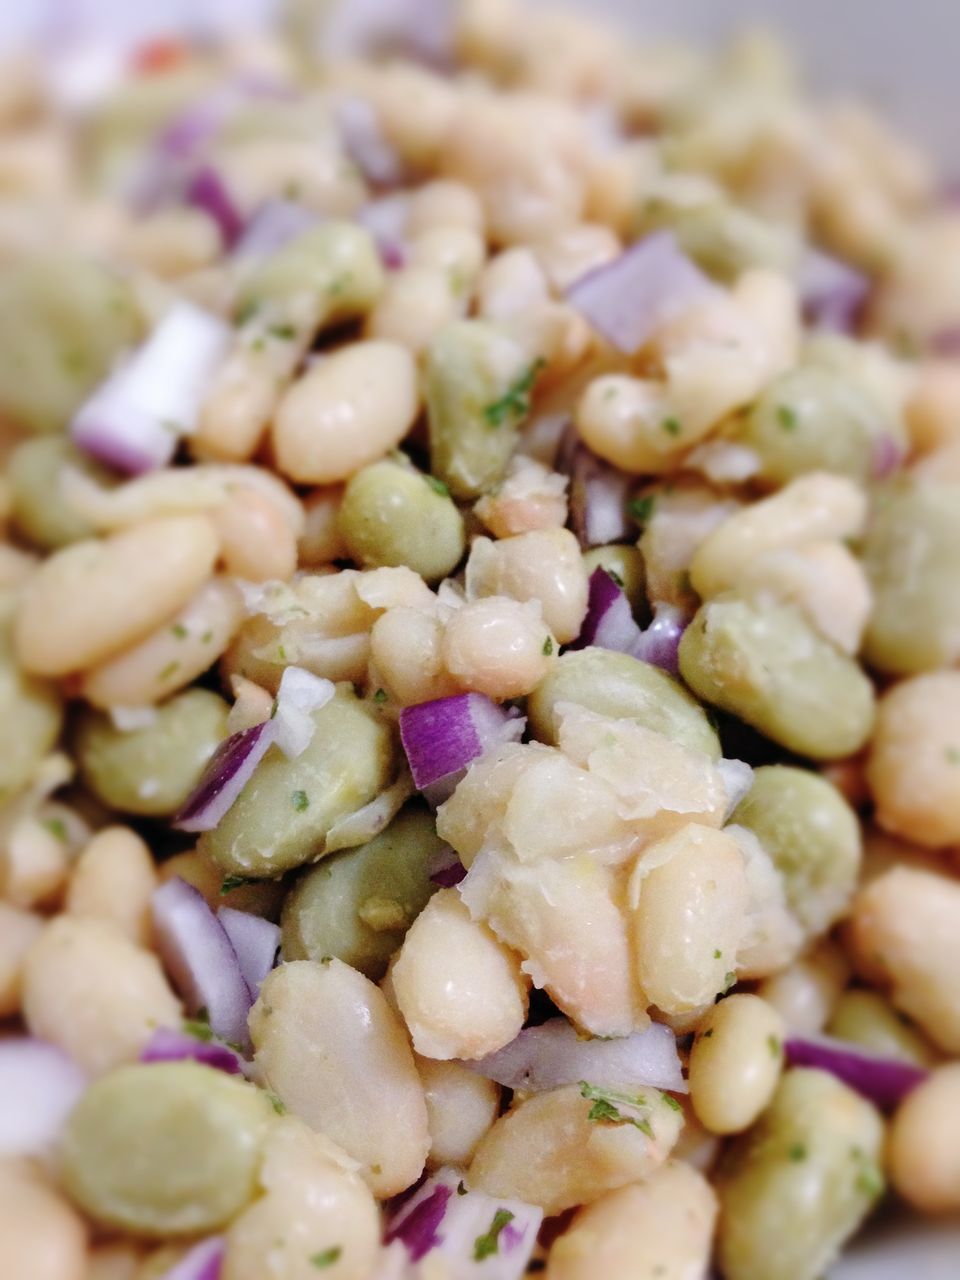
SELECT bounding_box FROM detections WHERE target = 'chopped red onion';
[174,721,276,833]
[566,231,717,355]
[152,878,252,1049]
[356,194,410,270]
[141,1026,244,1076]
[185,166,244,248]
[271,667,335,760]
[632,602,688,675]
[387,1169,543,1278]
[561,431,634,548]
[872,433,906,479]
[464,1018,686,1094]
[216,908,280,999]
[159,1235,225,1280]
[399,694,525,792]
[70,302,231,475]
[428,846,467,888]
[0,1038,86,1157]
[569,567,641,653]
[334,95,405,188]
[233,200,317,262]
[785,1035,928,1110]
[798,248,869,333]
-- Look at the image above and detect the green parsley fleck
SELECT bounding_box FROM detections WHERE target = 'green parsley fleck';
[457,1180,468,1196]
[277,644,288,663]
[221,874,253,895]
[607,568,625,588]
[171,623,189,639]
[767,1034,782,1058]
[713,949,722,959]
[788,1142,808,1162]
[292,790,310,812]
[945,746,960,765]
[542,636,554,656]
[482,359,545,429]
[373,687,388,704]
[183,1016,214,1043]
[629,495,655,523]
[777,404,798,431]
[661,1094,682,1112]
[267,1092,286,1115]
[201,629,214,643]
[722,971,736,993]
[473,1209,515,1262]
[425,474,450,497]
[310,1247,342,1269]
[579,1082,654,1136]
[158,660,180,682]
[42,817,68,842]
[235,298,260,326]
[268,323,296,341]
[661,417,682,437]
[856,1165,885,1199]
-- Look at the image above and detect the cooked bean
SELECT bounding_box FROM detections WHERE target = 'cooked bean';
[827,990,939,1068]
[0,1161,88,1280]
[468,1083,683,1216]
[688,995,785,1135]
[756,941,851,1036]
[528,647,720,758]
[200,688,396,878]
[87,1243,141,1280]
[418,1057,501,1169]
[0,620,62,802]
[250,959,429,1196]
[281,805,445,980]
[299,485,347,566]
[61,1062,272,1236]
[65,826,157,945]
[546,1161,717,1280]
[370,607,460,706]
[212,487,299,583]
[465,529,588,643]
[678,595,875,760]
[866,671,960,847]
[861,482,960,674]
[629,824,749,1016]
[338,457,466,583]
[7,436,109,549]
[159,848,285,920]
[425,320,541,499]
[716,1068,885,1280]
[74,688,229,817]
[0,902,42,1016]
[273,341,418,485]
[407,179,485,237]
[364,265,462,355]
[80,578,242,708]
[393,888,529,1059]
[22,916,181,1075]
[15,515,219,676]
[731,766,861,937]
[888,1064,960,1213]
[441,596,556,699]
[639,197,798,282]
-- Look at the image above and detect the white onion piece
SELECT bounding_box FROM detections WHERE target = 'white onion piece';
[159,1235,225,1280]
[356,193,410,269]
[569,567,641,653]
[152,878,252,1048]
[216,908,280,1000]
[271,666,335,760]
[566,231,718,355]
[465,1018,687,1094]
[560,428,633,548]
[233,199,317,261]
[797,247,869,332]
[718,757,754,820]
[0,1038,86,1157]
[70,302,231,475]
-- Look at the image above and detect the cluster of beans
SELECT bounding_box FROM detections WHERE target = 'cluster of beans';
[2,1,960,1277]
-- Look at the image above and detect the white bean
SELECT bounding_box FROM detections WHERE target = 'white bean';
[756,940,850,1035]
[465,529,588,643]
[441,596,556,699]
[363,266,461,356]
[212,487,299,583]
[299,486,348,566]
[370,607,460,706]
[65,827,158,946]
[0,901,42,1016]
[688,994,785,1135]
[888,1064,960,1213]
[0,1160,88,1280]
[418,1057,501,1169]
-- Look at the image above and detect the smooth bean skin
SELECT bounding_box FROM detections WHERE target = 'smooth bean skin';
[546,1161,718,1280]
[65,826,157,945]
[679,595,875,760]
[0,1161,88,1280]
[0,902,42,1016]
[888,1065,960,1213]
[425,320,538,499]
[866,671,960,847]
[7,435,109,549]
[688,995,785,1135]
[272,340,419,485]
[0,618,62,802]
[629,824,749,1016]
[61,1063,273,1236]
[281,806,445,980]
[528,648,720,758]
[15,515,220,677]
[74,688,229,817]
[581,544,646,612]
[418,1057,501,1169]
[731,766,861,937]
[827,990,939,1068]
[250,959,430,1196]
[756,941,851,1036]
[201,690,396,878]
[468,1084,683,1216]
[466,528,588,644]
[738,365,892,485]
[392,888,529,1059]
[716,1069,885,1280]
[22,916,181,1075]
[441,596,556,700]
[0,253,140,432]
[862,483,960,674]
[338,458,466,583]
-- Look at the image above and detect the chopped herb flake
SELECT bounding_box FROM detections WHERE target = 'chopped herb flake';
[629,495,655,523]
[714,949,722,959]
[542,636,554,656]
[457,1180,468,1196]
[701,1028,714,1039]
[277,644,288,663]
[158,660,180,681]
[171,623,189,639]
[579,1082,654,1136]
[201,629,214,643]
[662,1094,682,1112]
[43,817,68,842]
[482,359,545,429]
[788,1142,807,1162]
[292,790,310,812]
[373,688,388,704]
[473,1209,515,1261]
[235,298,260,326]
[946,746,960,765]
[310,1247,342,1269]
[183,1017,214,1043]
[856,1165,885,1198]
[777,405,798,430]
[268,323,296,340]
[767,1034,782,1058]
[267,1092,286,1115]
[661,417,682,437]
[425,474,450,497]
[221,874,252,895]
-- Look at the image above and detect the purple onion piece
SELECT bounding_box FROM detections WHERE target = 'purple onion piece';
[569,568,642,653]
[785,1035,928,1110]
[185,166,245,248]
[174,721,277,833]
[0,1038,86,1158]
[399,694,524,791]
[632,602,688,675]
[871,433,907,479]
[233,199,317,261]
[216,908,280,999]
[566,231,718,355]
[386,1183,453,1261]
[562,430,634,549]
[427,846,467,888]
[333,94,405,187]
[930,326,960,356]
[159,1235,225,1280]
[356,193,410,270]
[151,878,253,1049]
[141,1027,244,1076]
[797,247,869,333]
